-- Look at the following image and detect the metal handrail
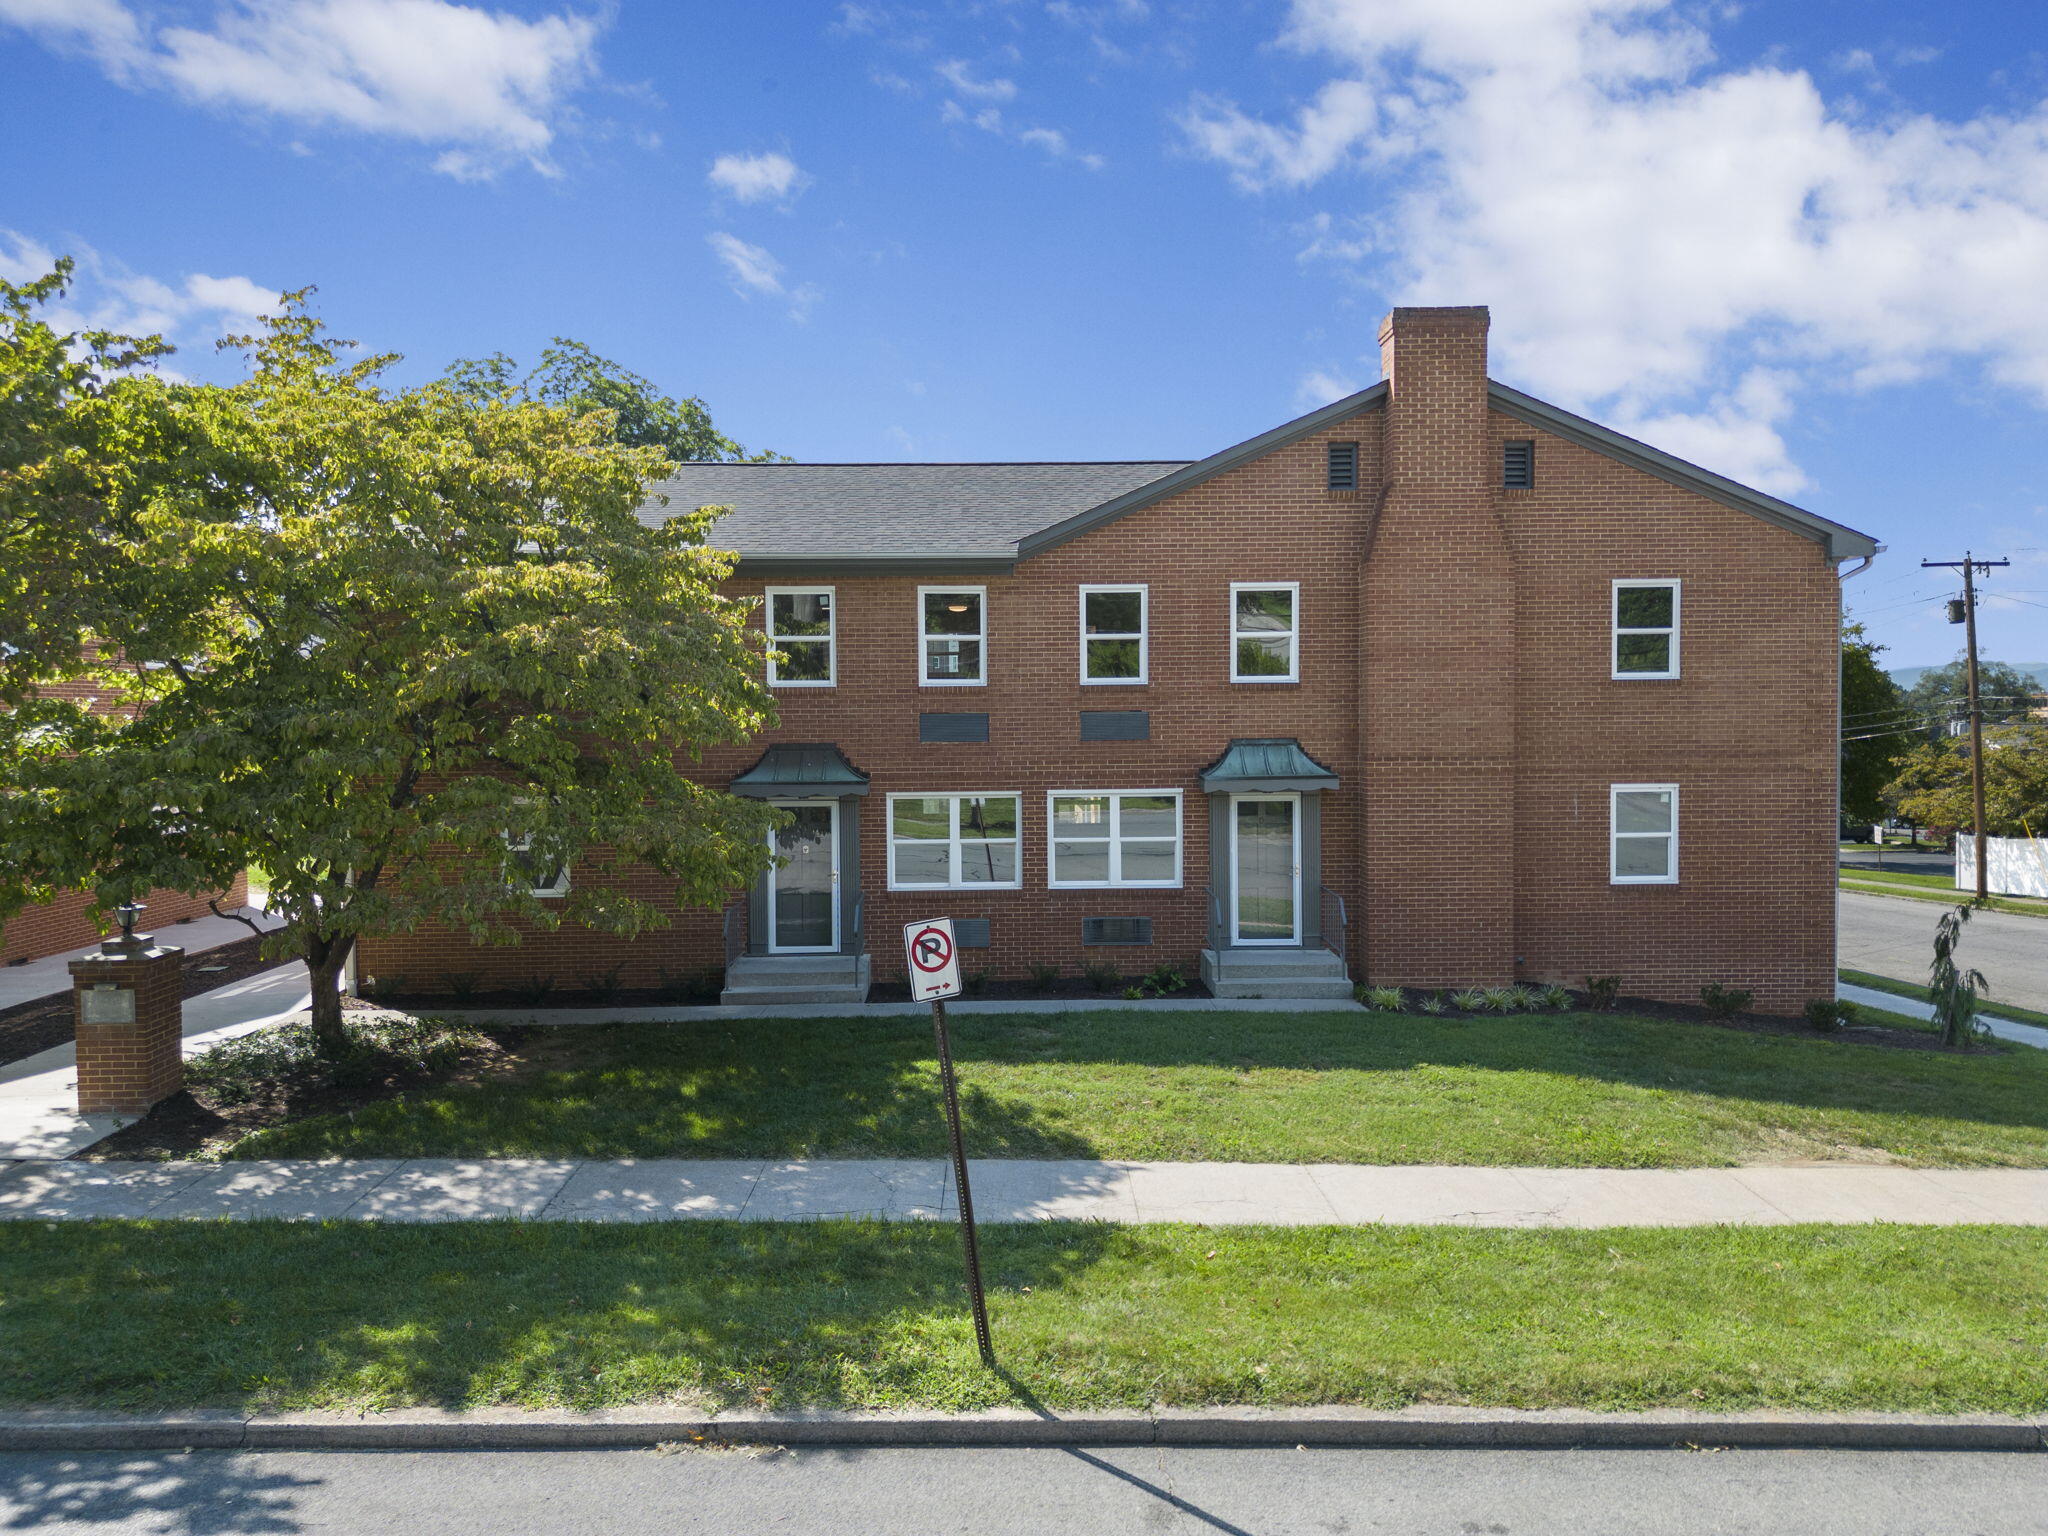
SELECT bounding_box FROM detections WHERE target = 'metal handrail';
[1204,887,1223,954]
[1320,884,1349,973]
[723,899,745,968]
[850,891,864,955]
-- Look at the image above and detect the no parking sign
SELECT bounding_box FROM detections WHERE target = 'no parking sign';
[903,918,962,1002]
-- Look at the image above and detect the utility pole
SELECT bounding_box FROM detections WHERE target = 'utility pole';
[1923,553,2010,902]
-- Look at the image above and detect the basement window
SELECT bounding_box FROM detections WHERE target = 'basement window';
[1610,784,1678,885]
[1612,579,1681,679]
[1503,440,1535,488]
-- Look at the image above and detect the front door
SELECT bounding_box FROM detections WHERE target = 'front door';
[768,800,839,953]
[1230,793,1300,945]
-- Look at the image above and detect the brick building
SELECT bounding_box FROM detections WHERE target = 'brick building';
[357,306,1877,1013]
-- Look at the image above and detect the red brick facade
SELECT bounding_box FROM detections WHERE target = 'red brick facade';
[359,308,1849,1014]
[2,876,250,968]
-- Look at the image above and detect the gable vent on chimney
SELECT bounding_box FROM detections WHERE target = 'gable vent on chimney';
[1326,441,1359,491]
[1502,439,1536,489]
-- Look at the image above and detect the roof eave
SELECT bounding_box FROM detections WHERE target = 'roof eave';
[733,553,1018,578]
[1487,382,1880,562]
[1015,382,1390,561]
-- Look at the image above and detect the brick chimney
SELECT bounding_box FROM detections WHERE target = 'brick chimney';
[1359,306,1518,988]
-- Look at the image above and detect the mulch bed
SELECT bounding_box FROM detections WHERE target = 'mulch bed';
[0,931,286,1071]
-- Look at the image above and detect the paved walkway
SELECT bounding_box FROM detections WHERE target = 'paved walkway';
[1837,982,2048,1051]
[0,907,282,1011]
[0,964,310,1160]
[1,1157,2042,1226]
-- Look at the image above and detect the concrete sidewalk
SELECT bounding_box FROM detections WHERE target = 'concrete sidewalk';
[2,1157,2042,1226]
[0,907,283,1011]
[1836,982,2048,1051]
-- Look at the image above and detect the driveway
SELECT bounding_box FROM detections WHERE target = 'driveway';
[1839,890,2048,1010]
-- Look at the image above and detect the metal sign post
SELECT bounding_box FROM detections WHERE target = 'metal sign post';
[903,918,994,1368]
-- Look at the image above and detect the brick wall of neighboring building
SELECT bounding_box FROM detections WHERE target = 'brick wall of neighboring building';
[1,874,251,968]
[359,307,1844,1014]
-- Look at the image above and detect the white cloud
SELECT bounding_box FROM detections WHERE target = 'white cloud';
[0,0,603,178]
[1182,0,2048,495]
[0,229,279,370]
[707,232,819,322]
[707,150,808,204]
[1295,366,1362,411]
[936,59,1017,102]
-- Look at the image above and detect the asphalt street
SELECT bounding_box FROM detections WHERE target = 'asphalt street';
[2,1447,2045,1535]
[1839,889,2048,1009]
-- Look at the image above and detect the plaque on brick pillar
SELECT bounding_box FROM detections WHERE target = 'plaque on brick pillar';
[68,904,186,1118]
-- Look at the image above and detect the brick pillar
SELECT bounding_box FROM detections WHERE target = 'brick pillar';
[70,936,185,1115]
[1361,306,1518,988]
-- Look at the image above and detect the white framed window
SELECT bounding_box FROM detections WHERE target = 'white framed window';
[1230,582,1299,683]
[887,793,1022,889]
[1047,790,1182,888]
[1610,783,1678,884]
[504,832,569,898]
[1080,584,1148,684]
[1612,579,1679,679]
[919,586,986,686]
[765,587,836,687]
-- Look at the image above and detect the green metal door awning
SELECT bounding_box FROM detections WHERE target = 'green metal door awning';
[729,743,871,799]
[1198,738,1340,794]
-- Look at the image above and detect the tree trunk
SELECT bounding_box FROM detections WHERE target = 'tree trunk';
[305,935,355,1052]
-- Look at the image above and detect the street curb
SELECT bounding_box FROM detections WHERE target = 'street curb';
[2,1406,2043,1453]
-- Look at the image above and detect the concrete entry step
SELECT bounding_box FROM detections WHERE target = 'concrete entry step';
[721,952,871,1007]
[1199,947,1353,999]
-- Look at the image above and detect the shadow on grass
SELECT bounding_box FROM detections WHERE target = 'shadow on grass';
[0,1219,1120,1416]
[227,1007,2048,1163]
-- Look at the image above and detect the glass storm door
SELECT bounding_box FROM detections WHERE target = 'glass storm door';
[1230,794,1300,945]
[768,801,839,953]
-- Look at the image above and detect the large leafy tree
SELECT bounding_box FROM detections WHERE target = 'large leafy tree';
[1,266,780,1046]
[441,338,784,465]
[1883,725,2048,838]
[1840,622,1906,826]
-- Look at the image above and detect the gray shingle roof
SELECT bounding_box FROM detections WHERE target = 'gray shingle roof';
[638,461,1191,564]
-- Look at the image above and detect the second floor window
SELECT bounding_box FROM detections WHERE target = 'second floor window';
[1081,584,1148,684]
[920,587,986,685]
[1231,583,1299,682]
[1612,580,1679,679]
[766,587,835,687]
[888,793,1021,888]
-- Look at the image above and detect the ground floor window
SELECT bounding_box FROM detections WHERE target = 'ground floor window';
[1048,790,1182,886]
[888,793,1022,888]
[1610,783,1678,884]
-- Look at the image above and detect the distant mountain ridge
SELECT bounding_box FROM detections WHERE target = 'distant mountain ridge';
[1889,662,2048,691]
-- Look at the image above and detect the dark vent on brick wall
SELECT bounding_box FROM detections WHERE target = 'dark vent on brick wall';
[1082,916,1153,946]
[1326,441,1359,491]
[920,712,990,744]
[1080,709,1149,741]
[954,918,991,948]
[1503,439,1535,489]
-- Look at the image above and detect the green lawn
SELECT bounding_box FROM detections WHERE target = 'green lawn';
[1839,869,2048,919]
[2,1220,2042,1416]
[223,1008,2048,1168]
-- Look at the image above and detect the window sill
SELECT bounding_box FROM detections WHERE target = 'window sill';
[1609,674,1682,683]
[1230,677,1301,687]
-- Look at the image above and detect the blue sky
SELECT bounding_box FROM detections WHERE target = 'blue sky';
[5,0,2048,671]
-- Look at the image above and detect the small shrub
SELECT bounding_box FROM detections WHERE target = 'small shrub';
[1361,985,1406,1012]
[1804,997,1858,1033]
[444,972,481,1004]
[1583,975,1621,1010]
[1417,993,1449,1015]
[357,973,406,1003]
[964,967,994,996]
[1699,982,1752,1018]
[1537,984,1572,1011]
[516,973,557,1007]
[1084,962,1121,993]
[1480,986,1523,1014]
[1141,964,1187,994]
[1448,988,1488,1012]
[1027,963,1061,990]
[186,1015,491,1107]
[580,966,623,1006]
[1121,985,1146,1000]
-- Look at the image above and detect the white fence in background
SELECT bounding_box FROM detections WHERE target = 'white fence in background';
[1954,835,2048,899]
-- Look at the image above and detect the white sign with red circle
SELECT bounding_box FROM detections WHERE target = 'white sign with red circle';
[903,917,962,1002]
